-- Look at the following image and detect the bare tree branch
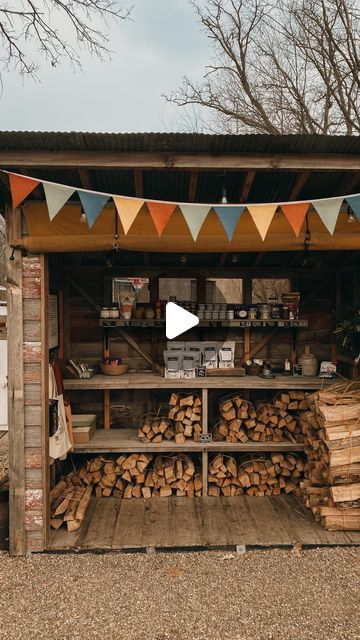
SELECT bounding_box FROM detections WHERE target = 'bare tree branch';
[0,0,133,80]
[166,0,360,134]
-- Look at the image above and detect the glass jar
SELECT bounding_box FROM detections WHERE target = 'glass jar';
[269,298,280,319]
[258,303,271,320]
[248,306,258,320]
[281,306,290,320]
[238,305,248,319]
[100,307,111,319]
[109,306,119,319]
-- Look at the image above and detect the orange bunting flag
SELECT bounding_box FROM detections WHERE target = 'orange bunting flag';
[281,202,309,237]
[146,202,176,237]
[247,204,277,240]
[113,196,144,235]
[9,173,40,209]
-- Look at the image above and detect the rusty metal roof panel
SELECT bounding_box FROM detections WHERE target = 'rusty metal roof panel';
[0,131,360,154]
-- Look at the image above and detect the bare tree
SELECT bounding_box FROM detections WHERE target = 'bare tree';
[0,0,132,80]
[167,0,360,134]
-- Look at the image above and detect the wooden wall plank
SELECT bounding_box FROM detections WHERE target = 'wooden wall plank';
[40,254,49,550]
[6,206,26,556]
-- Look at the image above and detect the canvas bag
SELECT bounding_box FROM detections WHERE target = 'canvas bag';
[49,365,72,462]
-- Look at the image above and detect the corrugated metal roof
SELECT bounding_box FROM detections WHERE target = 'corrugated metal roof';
[0,130,360,154]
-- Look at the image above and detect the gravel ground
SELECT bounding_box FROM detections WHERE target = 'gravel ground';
[0,547,359,640]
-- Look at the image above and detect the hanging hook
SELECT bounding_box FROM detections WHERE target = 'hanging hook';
[9,248,15,261]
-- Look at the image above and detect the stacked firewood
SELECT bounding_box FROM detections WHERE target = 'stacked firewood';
[137,393,202,444]
[300,381,360,530]
[208,452,304,497]
[212,394,304,443]
[50,453,202,529]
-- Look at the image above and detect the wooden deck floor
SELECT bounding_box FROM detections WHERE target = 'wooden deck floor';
[49,495,360,551]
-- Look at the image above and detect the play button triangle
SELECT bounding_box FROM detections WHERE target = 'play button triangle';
[166,302,199,339]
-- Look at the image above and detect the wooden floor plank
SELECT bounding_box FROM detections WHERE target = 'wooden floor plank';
[140,498,173,548]
[244,496,292,545]
[112,498,145,549]
[222,496,259,545]
[49,498,97,550]
[82,497,120,549]
[49,496,360,551]
[168,497,203,547]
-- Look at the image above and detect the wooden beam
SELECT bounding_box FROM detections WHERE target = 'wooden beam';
[254,252,265,266]
[134,169,143,197]
[335,172,360,195]
[289,171,310,200]
[188,170,198,202]
[6,206,26,556]
[78,169,92,190]
[240,171,256,201]
[6,151,360,170]
[219,253,227,267]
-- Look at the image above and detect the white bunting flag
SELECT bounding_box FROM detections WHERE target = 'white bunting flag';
[43,182,75,220]
[179,204,211,240]
[312,197,343,235]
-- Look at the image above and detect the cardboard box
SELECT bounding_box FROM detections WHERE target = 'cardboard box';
[72,414,96,444]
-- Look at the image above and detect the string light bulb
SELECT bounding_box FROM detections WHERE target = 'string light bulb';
[231,254,239,263]
[220,185,228,204]
[347,206,355,223]
[80,206,86,224]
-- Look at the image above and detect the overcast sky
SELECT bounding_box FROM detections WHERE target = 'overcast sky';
[0,0,210,133]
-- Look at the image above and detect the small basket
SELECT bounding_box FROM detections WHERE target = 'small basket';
[100,362,129,376]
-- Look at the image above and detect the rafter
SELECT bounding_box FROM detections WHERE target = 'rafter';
[134,169,143,198]
[78,169,92,190]
[188,170,198,202]
[240,170,256,201]
[289,171,310,200]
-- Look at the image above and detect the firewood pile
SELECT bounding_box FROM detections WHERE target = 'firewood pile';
[50,453,202,530]
[300,381,360,530]
[212,393,307,443]
[0,453,8,493]
[208,452,304,497]
[137,393,202,444]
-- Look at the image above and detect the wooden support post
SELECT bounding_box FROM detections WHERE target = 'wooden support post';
[244,327,250,362]
[104,390,110,430]
[6,206,25,556]
[202,388,208,435]
[202,451,208,497]
[40,254,50,549]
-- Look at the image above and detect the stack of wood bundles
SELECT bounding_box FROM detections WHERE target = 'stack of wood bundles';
[208,452,304,497]
[300,381,360,530]
[50,453,202,529]
[212,394,305,443]
[137,393,202,443]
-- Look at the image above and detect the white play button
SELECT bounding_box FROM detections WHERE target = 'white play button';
[166,302,199,339]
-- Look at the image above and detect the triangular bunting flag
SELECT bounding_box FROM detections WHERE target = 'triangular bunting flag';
[179,204,211,241]
[247,204,277,240]
[78,191,109,228]
[146,202,176,237]
[43,182,75,220]
[213,205,245,241]
[280,202,309,237]
[345,195,360,220]
[9,173,40,209]
[312,197,343,234]
[113,196,144,234]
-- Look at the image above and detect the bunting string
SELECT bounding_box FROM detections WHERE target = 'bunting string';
[3,169,360,241]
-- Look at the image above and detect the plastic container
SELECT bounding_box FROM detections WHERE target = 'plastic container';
[298,345,318,376]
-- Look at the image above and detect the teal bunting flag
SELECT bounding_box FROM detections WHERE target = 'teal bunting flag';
[346,195,360,219]
[213,206,245,241]
[78,191,110,228]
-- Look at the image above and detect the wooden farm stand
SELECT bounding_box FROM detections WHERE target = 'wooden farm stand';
[3,131,360,555]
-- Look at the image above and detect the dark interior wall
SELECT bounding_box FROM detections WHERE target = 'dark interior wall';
[47,253,345,430]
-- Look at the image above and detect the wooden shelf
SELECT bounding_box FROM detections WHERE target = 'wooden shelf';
[72,428,305,454]
[100,319,308,328]
[64,373,332,391]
